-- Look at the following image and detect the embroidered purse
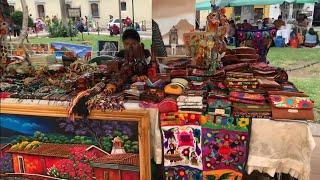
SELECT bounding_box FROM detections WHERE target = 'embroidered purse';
[207,98,232,116]
[158,98,178,113]
[233,102,271,118]
[140,88,165,103]
[269,92,314,121]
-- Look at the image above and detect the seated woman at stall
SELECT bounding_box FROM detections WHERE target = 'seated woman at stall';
[304,28,319,48]
[115,29,151,62]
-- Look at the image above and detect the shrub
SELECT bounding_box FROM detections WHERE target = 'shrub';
[48,20,78,38]
[11,11,34,28]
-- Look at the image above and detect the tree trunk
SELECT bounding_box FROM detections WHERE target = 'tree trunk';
[19,0,28,45]
[59,0,68,26]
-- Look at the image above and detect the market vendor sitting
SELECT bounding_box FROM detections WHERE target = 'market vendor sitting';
[115,28,151,63]
[304,28,319,48]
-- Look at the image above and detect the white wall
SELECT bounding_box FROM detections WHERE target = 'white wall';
[269,5,281,20]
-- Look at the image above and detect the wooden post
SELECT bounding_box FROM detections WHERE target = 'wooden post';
[19,0,28,45]
[59,0,67,26]
[132,0,134,29]
[118,0,123,36]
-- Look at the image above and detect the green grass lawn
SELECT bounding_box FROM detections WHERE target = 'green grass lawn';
[290,77,320,121]
[267,46,320,121]
[267,47,320,67]
[28,34,152,54]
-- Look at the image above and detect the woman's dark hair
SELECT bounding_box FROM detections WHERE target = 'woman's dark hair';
[122,29,140,42]
[308,28,316,35]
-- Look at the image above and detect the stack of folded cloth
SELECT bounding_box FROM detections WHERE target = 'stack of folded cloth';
[229,90,266,105]
[177,95,205,114]
[230,89,271,118]
[232,102,271,118]
[164,58,190,78]
[207,89,232,117]
[124,82,145,101]
[250,62,277,77]
[257,77,281,91]
[226,72,258,89]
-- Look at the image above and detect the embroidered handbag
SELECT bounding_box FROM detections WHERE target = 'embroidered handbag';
[233,102,271,118]
[269,93,314,121]
[257,78,281,89]
[158,98,178,113]
[140,88,165,103]
[170,69,187,77]
[207,98,232,116]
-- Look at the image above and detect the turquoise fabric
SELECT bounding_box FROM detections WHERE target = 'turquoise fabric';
[305,33,317,44]
[196,0,212,10]
[295,0,318,3]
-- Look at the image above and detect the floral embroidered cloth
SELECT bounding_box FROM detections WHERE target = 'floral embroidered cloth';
[164,166,202,180]
[162,125,202,170]
[200,116,251,179]
[269,95,314,109]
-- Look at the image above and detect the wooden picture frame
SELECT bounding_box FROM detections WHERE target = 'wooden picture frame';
[0,103,151,180]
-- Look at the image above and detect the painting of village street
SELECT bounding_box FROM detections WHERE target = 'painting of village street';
[0,114,140,180]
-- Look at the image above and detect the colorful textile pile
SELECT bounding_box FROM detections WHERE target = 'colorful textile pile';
[226,72,258,89]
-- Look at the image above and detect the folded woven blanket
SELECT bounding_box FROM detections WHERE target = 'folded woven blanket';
[177,102,203,106]
[177,96,203,103]
[230,91,265,101]
[229,97,265,105]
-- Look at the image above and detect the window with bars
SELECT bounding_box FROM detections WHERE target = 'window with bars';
[91,3,99,17]
[121,1,127,11]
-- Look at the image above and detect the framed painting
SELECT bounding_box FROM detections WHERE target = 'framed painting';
[50,42,92,61]
[0,104,151,180]
[98,41,119,57]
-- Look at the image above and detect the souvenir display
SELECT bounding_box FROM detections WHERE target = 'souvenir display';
[0,5,317,180]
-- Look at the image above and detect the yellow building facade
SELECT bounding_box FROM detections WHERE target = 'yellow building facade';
[7,0,152,29]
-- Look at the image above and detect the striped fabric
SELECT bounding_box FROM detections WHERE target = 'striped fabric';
[152,20,167,57]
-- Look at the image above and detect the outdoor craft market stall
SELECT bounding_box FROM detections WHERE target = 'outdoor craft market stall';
[0,6,317,180]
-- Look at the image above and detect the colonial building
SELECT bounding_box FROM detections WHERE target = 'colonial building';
[7,0,152,29]
[196,0,317,28]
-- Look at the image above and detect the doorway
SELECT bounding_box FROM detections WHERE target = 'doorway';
[37,4,45,18]
[18,156,25,173]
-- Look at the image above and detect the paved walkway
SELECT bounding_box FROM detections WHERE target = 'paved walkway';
[7,30,152,40]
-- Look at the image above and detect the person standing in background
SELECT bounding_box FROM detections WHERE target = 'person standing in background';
[242,19,253,30]
[273,15,285,30]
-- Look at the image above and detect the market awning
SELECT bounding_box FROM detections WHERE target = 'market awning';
[226,0,294,6]
[196,0,212,11]
[295,0,318,3]
[197,0,317,10]
[216,0,317,7]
